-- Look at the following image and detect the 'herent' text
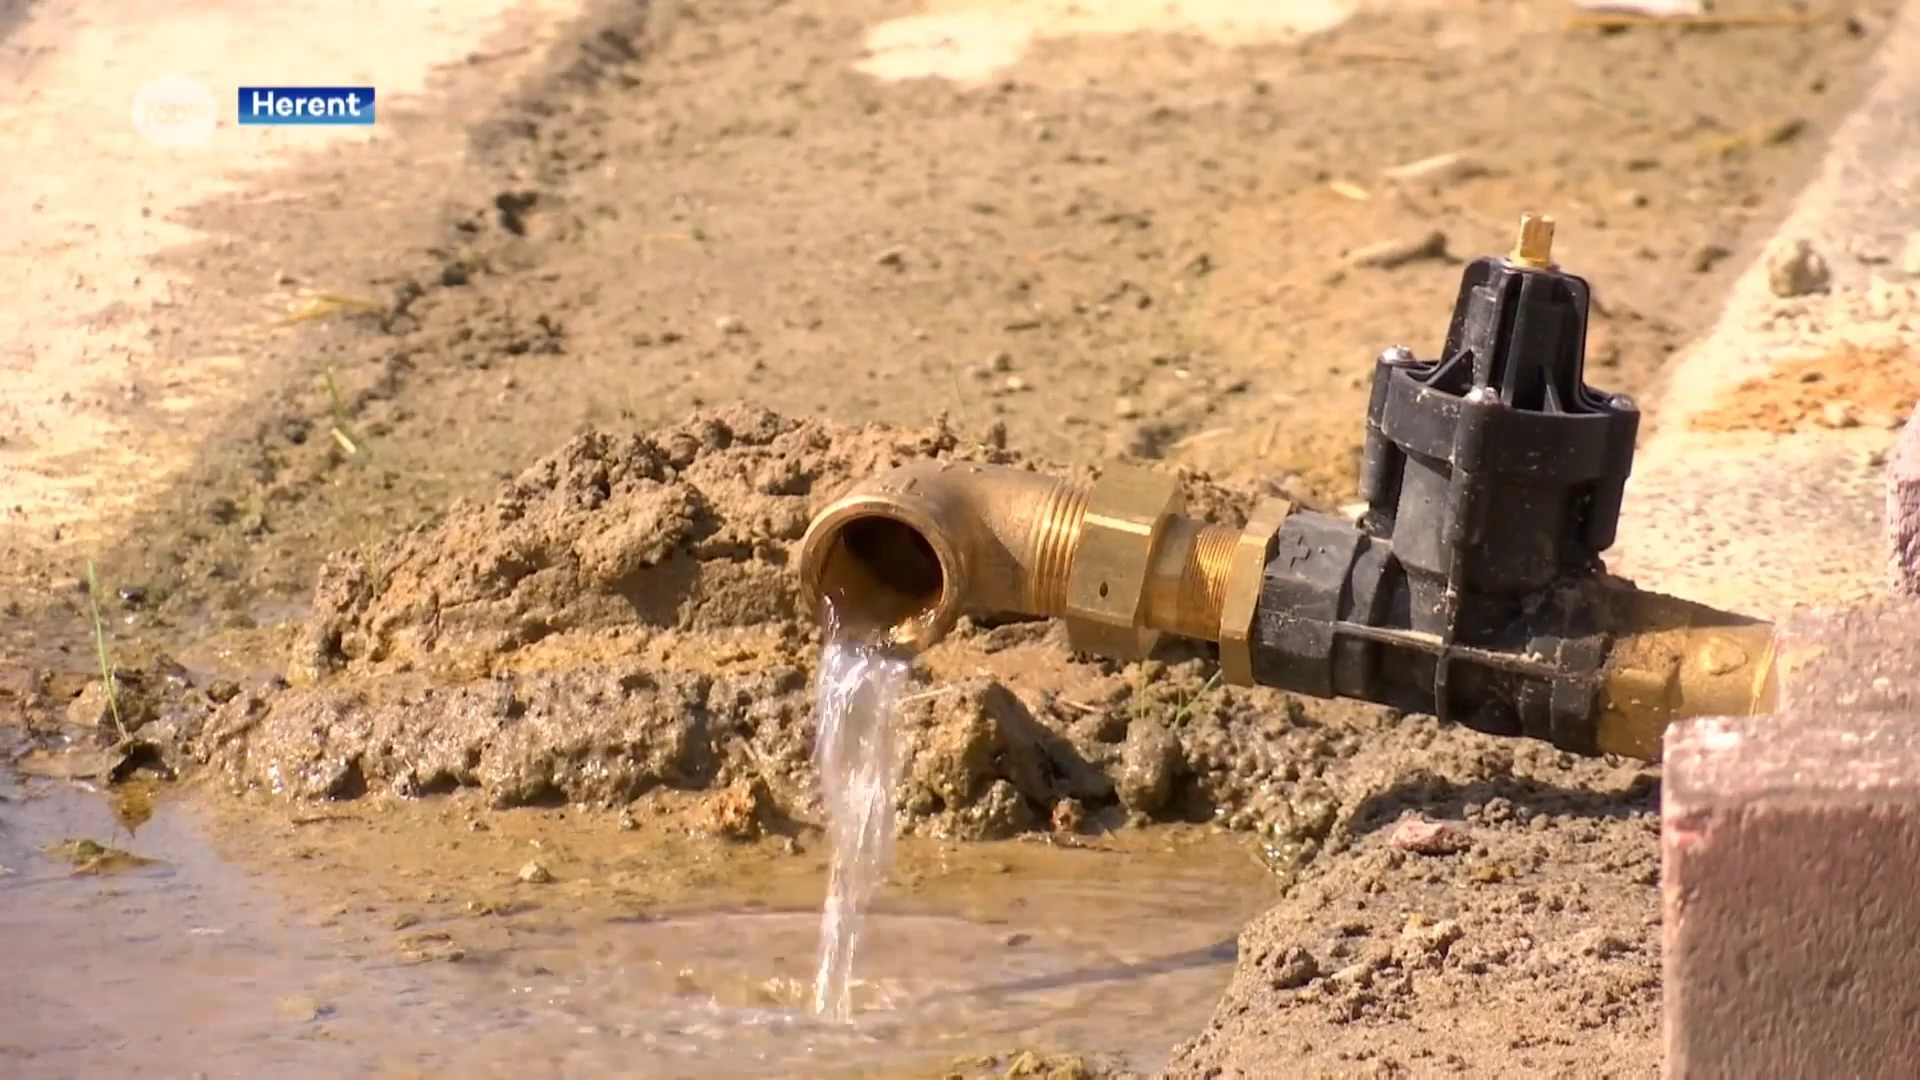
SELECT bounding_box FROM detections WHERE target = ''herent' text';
[247,91,368,118]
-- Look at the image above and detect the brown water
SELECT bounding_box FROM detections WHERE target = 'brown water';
[0,773,1278,1078]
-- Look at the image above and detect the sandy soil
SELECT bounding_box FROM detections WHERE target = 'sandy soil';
[0,0,1906,1076]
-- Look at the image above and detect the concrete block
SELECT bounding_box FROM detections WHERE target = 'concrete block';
[1773,600,1920,712]
[1892,406,1920,598]
[1663,709,1920,1080]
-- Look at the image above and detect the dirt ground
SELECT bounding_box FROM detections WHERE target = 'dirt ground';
[0,0,1904,1076]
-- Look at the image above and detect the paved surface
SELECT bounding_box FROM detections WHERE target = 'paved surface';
[1612,0,1920,620]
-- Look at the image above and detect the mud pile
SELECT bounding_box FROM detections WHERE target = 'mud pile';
[185,405,1305,835]
[286,404,985,680]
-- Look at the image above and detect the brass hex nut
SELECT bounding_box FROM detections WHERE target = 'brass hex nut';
[1217,498,1293,687]
[1065,465,1184,660]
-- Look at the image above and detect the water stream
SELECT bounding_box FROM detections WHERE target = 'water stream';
[808,620,913,1022]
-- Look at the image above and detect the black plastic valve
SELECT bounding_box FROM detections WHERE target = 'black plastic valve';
[1358,239,1641,638]
[1249,218,1644,753]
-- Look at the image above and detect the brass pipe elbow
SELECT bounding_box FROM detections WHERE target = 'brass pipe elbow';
[796,460,1291,666]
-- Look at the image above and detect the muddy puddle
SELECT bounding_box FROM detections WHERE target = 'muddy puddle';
[0,778,1276,1078]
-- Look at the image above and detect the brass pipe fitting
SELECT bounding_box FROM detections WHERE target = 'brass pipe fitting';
[1594,585,1780,760]
[796,460,1292,659]
[798,458,1785,762]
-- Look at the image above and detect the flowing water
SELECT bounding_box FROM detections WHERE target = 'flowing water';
[808,626,913,1022]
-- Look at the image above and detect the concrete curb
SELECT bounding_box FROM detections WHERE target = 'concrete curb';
[1611,0,1920,622]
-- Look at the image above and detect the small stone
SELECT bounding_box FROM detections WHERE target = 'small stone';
[1820,401,1860,429]
[1113,397,1139,419]
[714,314,747,335]
[1268,944,1320,989]
[1003,375,1028,393]
[875,246,906,269]
[1380,152,1487,187]
[1050,797,1088,834]
[988,350,1014,373]
[1347,230,1449,270]
[65,681,124,734]
[517,859,553,884]
[1330,960,1375,988]
[698,777,772,842]
[1764,237,1831,298]
[1390,816,1470,856]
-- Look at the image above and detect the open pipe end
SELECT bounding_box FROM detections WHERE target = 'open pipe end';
[798,492,964,652]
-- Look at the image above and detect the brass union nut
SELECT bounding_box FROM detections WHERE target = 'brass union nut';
[1065,465,1184,660]
[1218,498,1293,687]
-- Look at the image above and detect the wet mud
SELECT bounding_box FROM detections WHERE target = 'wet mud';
[2,777,1274,1079]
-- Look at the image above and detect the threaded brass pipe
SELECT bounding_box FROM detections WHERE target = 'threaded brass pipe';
[1142,517,1239,643]
[797,460,1263,654]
